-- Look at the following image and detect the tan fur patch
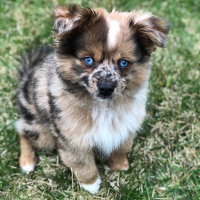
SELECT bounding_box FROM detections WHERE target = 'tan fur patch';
[19,136,37,168]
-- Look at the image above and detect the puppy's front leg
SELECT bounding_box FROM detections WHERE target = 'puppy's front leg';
[105,134,134,171]
[58,144,101,194]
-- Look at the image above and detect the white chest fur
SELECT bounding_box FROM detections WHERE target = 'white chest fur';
[86,85,148,156]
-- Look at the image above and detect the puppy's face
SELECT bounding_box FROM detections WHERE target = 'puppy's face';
[54,5,169,100]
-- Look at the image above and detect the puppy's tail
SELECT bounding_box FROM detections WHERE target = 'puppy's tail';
[17,45,54,81]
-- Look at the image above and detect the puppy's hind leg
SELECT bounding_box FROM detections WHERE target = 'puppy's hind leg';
[19,135,37,174]
[16,119,55,174]
[16,119,37,173]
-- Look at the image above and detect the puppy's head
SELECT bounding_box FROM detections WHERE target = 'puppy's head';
[54,5,169,100]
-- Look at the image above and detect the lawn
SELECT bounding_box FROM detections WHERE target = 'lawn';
[0,0,200,199]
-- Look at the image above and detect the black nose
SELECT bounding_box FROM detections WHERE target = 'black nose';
[97,81,116,98]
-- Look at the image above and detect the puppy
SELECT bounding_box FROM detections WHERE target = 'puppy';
[16,5,169,194]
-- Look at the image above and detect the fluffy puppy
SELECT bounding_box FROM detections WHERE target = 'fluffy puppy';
[16,5,169,194]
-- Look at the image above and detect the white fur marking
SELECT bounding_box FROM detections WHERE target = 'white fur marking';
[85,83,148,156]
[104,165,111,170]
[15,119,24,135]
[21,164,35,174]
[81,176,101,194]
[107,19,121,48]
[121,165,129,171]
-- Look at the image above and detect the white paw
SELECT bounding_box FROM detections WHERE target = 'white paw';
[104,164,111,170]
[81,176,101,194]
[21,164,35,174]
[121,165,129,171]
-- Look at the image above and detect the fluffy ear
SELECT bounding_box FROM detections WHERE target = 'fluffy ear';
[54,5,97,37]
[130,11,170,53]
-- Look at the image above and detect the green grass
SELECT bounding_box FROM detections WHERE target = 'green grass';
[1,0,200,199]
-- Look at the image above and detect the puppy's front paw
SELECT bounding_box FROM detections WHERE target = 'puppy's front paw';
[81,176,101,194]
[106,157,129,171]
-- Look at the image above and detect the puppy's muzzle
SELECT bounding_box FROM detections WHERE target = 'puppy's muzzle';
[97,81,116,99]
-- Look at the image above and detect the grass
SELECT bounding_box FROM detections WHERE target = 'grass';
[0,0,200,199]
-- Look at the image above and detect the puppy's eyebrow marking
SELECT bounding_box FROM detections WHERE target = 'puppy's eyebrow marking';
[107,18,121,48]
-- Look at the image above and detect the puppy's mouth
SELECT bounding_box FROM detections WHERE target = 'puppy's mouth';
[97,94,113,101]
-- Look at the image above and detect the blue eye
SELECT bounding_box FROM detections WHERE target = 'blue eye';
[84,57,94,66]
[119,60,129,68]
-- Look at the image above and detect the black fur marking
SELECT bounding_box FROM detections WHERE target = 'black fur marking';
[82,76,89,86]
[38,108,50,124]
[56,139,65,150]
[22,69,34,103]
[129,20,134,28]
[24,130,39,140]
[48,92,61,118]
[48,91,66,140]
[149,16,158,24]
[93,71,101,79]
[56,15,108,58]
[63,79,87,94]
[56,30,84,57]
[32,78,51,125]
[106,74,112,78]
[133,35,151,63]
[53,121,62,136]
[129,19,152,63]
[56,134,70,150]
[72,63,85,75]
[57,71,87,94]
[17,101,35,123]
